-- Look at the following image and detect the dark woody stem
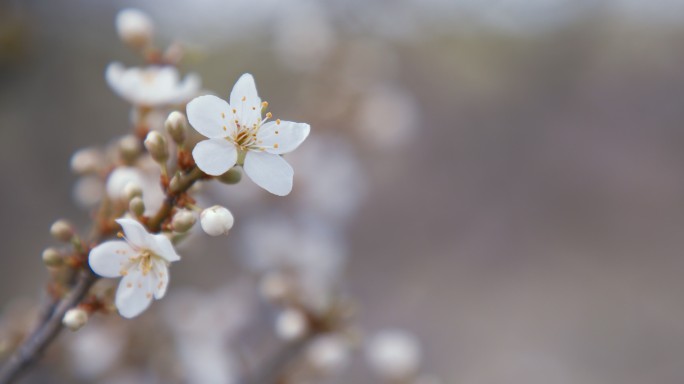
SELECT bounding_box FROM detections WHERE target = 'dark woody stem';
[0,167,206,384]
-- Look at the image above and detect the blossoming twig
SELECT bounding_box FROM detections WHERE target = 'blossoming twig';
[0,165,205,384]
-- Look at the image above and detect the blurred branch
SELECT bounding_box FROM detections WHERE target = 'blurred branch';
[0,270,97,384]
[244,334,314,384]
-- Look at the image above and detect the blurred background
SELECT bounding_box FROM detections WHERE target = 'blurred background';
[3,0,684,383]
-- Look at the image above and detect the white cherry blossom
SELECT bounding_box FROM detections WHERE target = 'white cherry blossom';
[88,218,181,318]
[186,73,310,196]
[106,62,200,107]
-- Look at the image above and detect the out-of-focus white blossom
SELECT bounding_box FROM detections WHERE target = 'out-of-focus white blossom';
[366,329,422,380]
[162,285,252,384]
[106,63,200,107]
[275,308,308,341]
[70,147,104,175]
[239,214,345,311]
[306,335,351,374]
[73,176,105,208]
[200,205,234,236]
[258,272,295,302]
[186,73,310,196]
[289,135,366,224]
[106,165,164,215]
[68,322,126,380]
[356,84,419,150]
[115,8,154,49]
[88,218,181,318]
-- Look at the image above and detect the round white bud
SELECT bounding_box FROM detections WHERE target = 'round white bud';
[123,182,143,200]
[129,196,145,217]
[365,330,421,380]
[118,134,142,164]
[144,131,169,164]
[200,205,234,236]
[115,8,153,49]
[171,210,196,233]
[63,308,88,331]
[164,111,187,145]
[42,247,62,267]
[50,220,74,242]
[275,308,308,341]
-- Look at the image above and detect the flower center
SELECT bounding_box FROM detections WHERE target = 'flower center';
[137,249,158,276]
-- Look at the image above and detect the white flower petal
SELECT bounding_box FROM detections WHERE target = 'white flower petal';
[258,121,310,154]
[115,218,152,249]
[192,139,238,176]
[88,240,135,278]
[149,233,181,262]
[243,151,294,196]
[176,73,201,103]
[186,95,234,139]
[229,73,262,127]
[152,260,170,299]
[115,267,154,318]
[105,63,126,97]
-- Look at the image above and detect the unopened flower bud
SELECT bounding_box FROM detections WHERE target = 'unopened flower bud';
[144,131,169,164]
[118,134,142,165]
[50,220,74,242]
[275,308,308,341]
[200,205,234,236]
[123,182,143,200]
[115,8,153,49]
[171,210,196,233]
[63,308,88,331]
[42,248,62,267]
[165,111,187,145]
[129,196,145,216]
[70,148,102,175]
[217,168,242,185]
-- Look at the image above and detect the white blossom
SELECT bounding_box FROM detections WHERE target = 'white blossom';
[106,62,200,107]
[88,218,181,318]
[186,73,310,196]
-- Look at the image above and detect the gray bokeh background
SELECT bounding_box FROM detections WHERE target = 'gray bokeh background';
[3,0,684,382]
